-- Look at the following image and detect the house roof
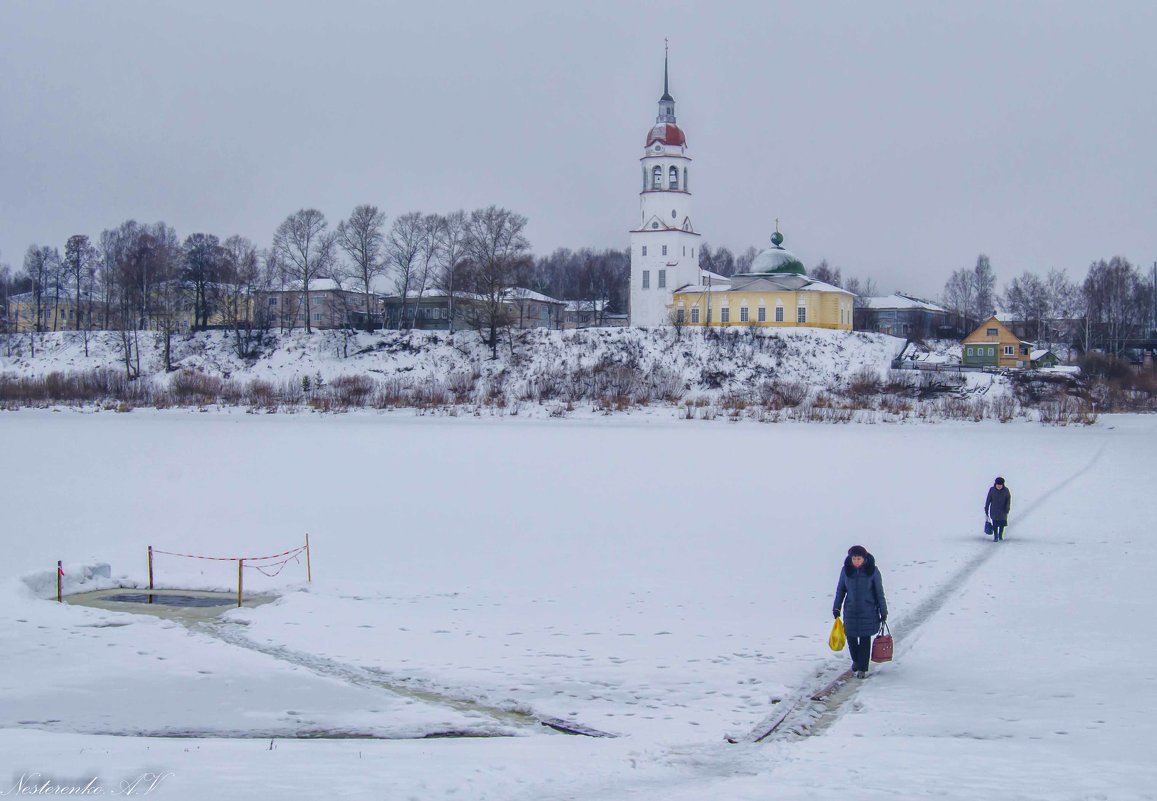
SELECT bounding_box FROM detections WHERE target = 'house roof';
[862,293,947,312]
[504,288,565,305]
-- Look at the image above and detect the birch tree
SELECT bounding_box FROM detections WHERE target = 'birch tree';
[273,209,335,334]
[336,204,386,332]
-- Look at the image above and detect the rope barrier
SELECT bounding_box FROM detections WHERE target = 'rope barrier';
[152,545,308,563]
[148,536,312,608]
[244,553,303,577]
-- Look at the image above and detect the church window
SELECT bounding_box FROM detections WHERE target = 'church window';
[642,270,650,289]
[775,305,784,322]
[652,166,662,189]
[721,307,730,323]
[691,248,694,258]
[671,209,676,219]
[658,270,666,288]
[684,167,688,191]
[797,306,807,323]
[691,306,700,324]
[676,308,685,324]
[662,245,668,256]
[740,306,749,323]
[642,246,647,256]
[651,222,659,229]
[758,306,766,322]
[669,166,679,190]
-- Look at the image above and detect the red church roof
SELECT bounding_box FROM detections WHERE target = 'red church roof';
[645,123,687,148]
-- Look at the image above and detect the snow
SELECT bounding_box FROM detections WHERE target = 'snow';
[862,293,948,312]
[2,409,1154,799]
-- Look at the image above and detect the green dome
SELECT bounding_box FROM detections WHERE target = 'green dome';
[749,229,806,276]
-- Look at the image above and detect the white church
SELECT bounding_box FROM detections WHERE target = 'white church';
[629,56,853,332]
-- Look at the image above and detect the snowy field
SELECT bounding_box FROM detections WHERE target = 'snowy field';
[1,410,1155,800]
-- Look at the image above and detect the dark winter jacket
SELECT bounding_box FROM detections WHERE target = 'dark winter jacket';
[985,485,1012,524]
[833,553,888,638]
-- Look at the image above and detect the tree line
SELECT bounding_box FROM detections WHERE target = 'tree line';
[940,253,1155,354]
[3,215,1154,359]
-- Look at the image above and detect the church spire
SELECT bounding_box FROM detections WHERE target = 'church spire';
[657,40,676,123]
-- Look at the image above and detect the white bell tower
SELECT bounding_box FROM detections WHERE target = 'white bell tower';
[629,46,701,328]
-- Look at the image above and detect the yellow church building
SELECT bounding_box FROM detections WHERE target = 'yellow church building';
[670,230,853,330]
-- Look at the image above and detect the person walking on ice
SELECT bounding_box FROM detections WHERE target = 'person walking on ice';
[985,476,1012,542]
[833,545,888,679]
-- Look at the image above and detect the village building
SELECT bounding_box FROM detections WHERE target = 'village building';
[259,279,379,331]
[380,288,565,331]
[670,229,854,330]
[962,315,1035,369]
[859,292,953,339]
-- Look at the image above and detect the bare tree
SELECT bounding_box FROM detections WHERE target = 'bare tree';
[64,235,98,344]
[386,211,424,329]
[221,235,263,357]
[1002,271,1049,341]
[409,213,443,328]
[972,254,997,323]
[1044,268,1081,349]
[735,246,759,274]
[433,210,468,334]
[462,205,531,358]
[811,259,843,287]
[273,209,335,334]
[336,204,386,332]
[182,233,225,330]
[21,245,58,336]
[1083,257,1146,355]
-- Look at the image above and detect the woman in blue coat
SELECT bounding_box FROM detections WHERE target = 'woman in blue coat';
[833,545,888,678]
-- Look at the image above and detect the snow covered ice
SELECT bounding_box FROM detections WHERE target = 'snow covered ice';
[2,409,1155,799]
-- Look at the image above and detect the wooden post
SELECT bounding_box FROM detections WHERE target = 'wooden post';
[305,533,312,583]
[56,561,62,603]
[148,546,154,591]
[237,559,244,608]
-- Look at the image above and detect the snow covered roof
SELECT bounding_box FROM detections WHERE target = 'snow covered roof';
[801,279,854,296]
[862,293,947,312]
[504,288,565,305]
[564,300,609,313]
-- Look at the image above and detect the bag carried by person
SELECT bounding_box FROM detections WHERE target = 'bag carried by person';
[871,622,893,663]
[828,617,846,651]
[984,519,994,536]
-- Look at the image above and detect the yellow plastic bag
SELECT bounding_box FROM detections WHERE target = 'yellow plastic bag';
[828,617,846,651]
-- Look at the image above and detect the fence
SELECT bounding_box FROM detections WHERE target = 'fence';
[147,534,312,606]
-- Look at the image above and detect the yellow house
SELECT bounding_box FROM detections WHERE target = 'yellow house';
[6,292,109,332]
[670,230,854,330]
[962,316,1032,368]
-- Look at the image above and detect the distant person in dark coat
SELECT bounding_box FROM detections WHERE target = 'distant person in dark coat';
[833,545,888,678]
[985,477,1012,542]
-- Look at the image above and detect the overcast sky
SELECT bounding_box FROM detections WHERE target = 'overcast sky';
[2,0,1154,298]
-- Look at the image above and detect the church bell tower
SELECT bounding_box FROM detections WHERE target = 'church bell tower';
[629,46,701,327]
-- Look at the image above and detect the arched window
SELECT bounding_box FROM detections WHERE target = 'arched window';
[669,166,679,190]
[652,166,662,189]
[683,168,688,191]
[642,165,648,191]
